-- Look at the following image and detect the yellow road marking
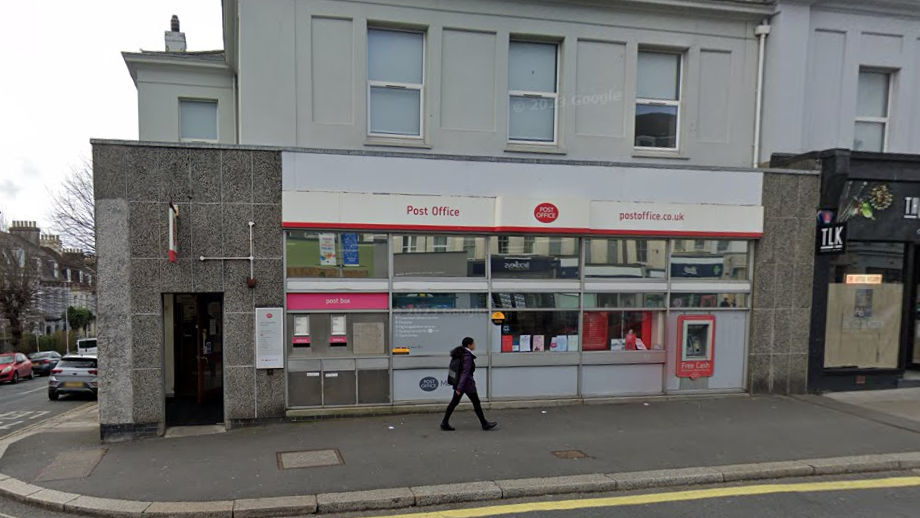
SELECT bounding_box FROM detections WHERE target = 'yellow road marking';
[382,476,920,518]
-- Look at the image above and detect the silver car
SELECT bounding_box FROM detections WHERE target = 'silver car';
[49,355,98,400]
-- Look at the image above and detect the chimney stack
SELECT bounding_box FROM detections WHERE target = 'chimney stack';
[8,220,41,246]
[165,15,187,52]
[40,234,63,254]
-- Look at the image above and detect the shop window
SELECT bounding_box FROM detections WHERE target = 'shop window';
[635,51,682,150]
[394,235,486,277]
[854,70,891,152]
[285,231,388,278]
[490,236,579,279]
[368,28,425,137]
[492,292,580,309]
[670,240,748,280]
[179,99,218,142]
[498,311,579,353]
[582,311,664,351]
[669,293,748,309]
[393,293,487,310]
[394,311,488,356]
[584,293,665,309]
[824,242,904,369]
[585,238,667,279]
[508,40,559,143]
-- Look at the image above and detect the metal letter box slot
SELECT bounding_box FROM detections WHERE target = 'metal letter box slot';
[288,371,322,407]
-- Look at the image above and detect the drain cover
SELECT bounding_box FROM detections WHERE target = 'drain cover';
[552,450,588,460]
[35,449,107,482]
[277,449,344,469]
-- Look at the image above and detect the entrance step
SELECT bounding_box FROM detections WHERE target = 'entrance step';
[164,424,226,439]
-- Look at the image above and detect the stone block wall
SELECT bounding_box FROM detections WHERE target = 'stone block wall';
[749,171,820,394]
[93,141,285,441]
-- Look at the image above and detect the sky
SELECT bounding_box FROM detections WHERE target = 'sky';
[0,0,224,233]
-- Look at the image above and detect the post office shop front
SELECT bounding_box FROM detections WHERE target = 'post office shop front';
[281,192,762,410]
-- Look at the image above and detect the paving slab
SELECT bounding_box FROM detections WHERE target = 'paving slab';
[65,496,151,518]
[804,454,900,475]
[719,461,815,482]
[411,482,502,507]
[317,488,414,513]
[144,500,234,518]
[496,474,617,498]
[609,467,724,490]
[233,495,317,518]
[27,489,81,511]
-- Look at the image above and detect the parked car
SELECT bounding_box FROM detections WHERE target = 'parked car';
[0,353,34,384]
[76,338,97,355]
[49,355,98,400]
[28,351,63,376]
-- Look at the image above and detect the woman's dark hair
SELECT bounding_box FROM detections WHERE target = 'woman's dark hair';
[461,337,475,348]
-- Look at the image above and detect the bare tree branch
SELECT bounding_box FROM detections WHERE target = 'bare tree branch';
[48,158,95,256]
[0,237,42,353]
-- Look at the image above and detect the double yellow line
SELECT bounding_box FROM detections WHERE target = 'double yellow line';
[379,476,920,518]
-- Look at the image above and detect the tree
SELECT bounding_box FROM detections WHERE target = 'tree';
[0,238,41,353]
[67,306,93,337]
[49,158,95,257]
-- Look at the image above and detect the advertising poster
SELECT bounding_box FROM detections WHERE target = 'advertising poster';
[855,289,874,318]
[393,313,487,355]
[255,308,284,369]
[582,312,609,351]
[342,233,359,266]
[319,233,337,266]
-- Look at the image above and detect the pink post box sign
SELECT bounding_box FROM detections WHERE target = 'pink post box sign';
[287,293,389,311]
[292,336,312,345]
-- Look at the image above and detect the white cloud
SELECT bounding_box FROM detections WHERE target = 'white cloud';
[0,0,223,231]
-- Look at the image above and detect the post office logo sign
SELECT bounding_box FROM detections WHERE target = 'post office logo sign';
[419,377,440,392]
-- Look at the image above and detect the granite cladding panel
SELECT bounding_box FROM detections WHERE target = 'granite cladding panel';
[256,369,286,418]
[92,145,126,200]
[224,312,255,367]
[132,369,164,423]
[221,150,253,204]
[225,367,256,420]
[126,147,161,202]
[752,173,820,395]
[190,149,222,203]
[252,151,283,204]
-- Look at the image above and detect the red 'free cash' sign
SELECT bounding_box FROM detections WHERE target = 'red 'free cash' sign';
[534,203,559,224]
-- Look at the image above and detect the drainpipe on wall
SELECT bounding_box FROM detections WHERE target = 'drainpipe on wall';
[753,20,772,168]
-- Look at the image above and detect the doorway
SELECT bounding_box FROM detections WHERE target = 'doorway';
[165,294,224,427]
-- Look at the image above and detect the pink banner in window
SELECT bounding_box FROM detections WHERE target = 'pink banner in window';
[287,293,389,311]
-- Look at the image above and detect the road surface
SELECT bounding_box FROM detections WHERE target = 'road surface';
[0,375,87,440]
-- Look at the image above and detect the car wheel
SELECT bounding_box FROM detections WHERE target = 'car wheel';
[48,391,59,401]
[12,372,18,384]
[28,370,34,380]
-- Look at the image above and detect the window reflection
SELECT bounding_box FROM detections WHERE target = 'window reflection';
[393,235,486,277]
[670,240,748,280]
[585,239,666,279]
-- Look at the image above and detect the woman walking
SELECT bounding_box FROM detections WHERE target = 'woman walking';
[441,337,497,431]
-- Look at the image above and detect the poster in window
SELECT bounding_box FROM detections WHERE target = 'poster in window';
[342,233,359,266]
[855,289,873,318]
[353,322,385,355]
[501,335,514,352]
[533,335,545,352]
[319,233,337,266]
[513,294,527,308]
[582,312,609,351]
[499,293,513,309]
[519,335,532,352]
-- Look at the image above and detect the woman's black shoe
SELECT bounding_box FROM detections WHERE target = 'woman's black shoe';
[482,421,498,431]
[440,423,455,431]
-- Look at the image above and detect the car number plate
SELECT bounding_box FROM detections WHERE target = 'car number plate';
[63,382,83,388]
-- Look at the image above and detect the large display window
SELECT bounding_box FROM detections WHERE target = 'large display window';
[490,236,579,279]
[497,311,580,353]
[824,242,905,369]
[585,238,667,279]
[393,235,487,277]
[286,231,388,278]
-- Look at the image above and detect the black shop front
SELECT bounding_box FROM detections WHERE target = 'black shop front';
[774,149,920,392]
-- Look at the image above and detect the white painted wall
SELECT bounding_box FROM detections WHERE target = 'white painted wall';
[135,64,237,144]
[761,1,920,161]
[235,0,766,167]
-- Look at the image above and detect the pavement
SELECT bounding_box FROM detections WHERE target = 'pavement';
[3,393,920,517]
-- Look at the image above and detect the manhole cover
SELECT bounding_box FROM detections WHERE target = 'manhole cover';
[552,450,588,460]
[35,448,107,482]
[277,449,344,469]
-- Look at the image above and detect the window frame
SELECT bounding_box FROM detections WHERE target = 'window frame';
[432,236,448,253]
[366,27,427,140]
[854,69,892,153]
[178,98,219,143]
[507,39,561,145]
[634,50,684,152]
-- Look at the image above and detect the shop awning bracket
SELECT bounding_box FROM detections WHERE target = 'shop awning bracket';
[199,221,255,281]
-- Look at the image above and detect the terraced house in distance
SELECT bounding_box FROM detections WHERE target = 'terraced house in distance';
[94,0,816,441]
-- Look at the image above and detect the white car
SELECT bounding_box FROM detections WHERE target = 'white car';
[49,355,98,400]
